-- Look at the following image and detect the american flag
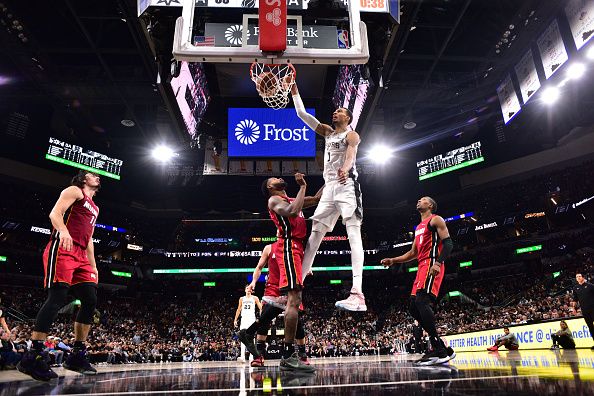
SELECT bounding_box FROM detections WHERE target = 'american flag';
[193,36,215,46]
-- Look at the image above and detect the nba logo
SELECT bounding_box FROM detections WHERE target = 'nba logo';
[337,30,349,49]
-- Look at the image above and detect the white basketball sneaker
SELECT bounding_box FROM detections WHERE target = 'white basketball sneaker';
[335,293,367,312]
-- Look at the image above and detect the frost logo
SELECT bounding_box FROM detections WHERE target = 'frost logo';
[225,24,250,46]
[235,120,260,145]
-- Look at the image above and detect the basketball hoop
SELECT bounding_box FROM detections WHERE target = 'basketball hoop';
[250,62,296,110]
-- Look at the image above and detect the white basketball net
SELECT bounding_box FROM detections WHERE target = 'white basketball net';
[250,63,296,110]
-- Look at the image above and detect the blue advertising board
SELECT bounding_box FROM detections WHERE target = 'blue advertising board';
[228,108,316,158]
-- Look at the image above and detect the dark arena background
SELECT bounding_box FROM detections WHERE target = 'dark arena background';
[1,0,594,394]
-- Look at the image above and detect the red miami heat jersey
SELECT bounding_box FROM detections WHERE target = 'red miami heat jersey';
[414,214,442,262]
[52,188,99,249]
[264,249,281,297]
[268,196,307,241]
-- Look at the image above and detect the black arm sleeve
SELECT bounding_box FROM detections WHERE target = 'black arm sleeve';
[436,237,453,264]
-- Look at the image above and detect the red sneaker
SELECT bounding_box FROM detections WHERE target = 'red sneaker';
[487,345,499,352]
[250,356,265,367]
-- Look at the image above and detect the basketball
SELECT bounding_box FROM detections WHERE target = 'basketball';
[256,72,279,98]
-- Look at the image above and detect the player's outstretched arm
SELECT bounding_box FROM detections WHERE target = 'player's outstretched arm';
[303,184,324,209]
[291,83,333,137]
[381,243,418,267]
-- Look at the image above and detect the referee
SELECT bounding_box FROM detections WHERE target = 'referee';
[573,273,594,349]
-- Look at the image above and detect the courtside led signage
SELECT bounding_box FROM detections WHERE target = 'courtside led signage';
[153,266,388,274]
[111,271,132,278]
[0,256,6,262]
[408,266,418,272]
[459,261,473,268]
[330,279,342,285]
[516,245,543,254]
[203,282,216,287]
[228,108,316,158]
[553,271,561,278]
[448,291,461,297]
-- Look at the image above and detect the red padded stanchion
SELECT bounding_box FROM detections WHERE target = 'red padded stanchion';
[259,0,287,53]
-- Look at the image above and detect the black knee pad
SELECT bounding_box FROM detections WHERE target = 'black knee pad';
[257,321,271,336]
[257,305,283,336]
[414,291,435,309]
[34,285,69,333]
[72,284,98,325]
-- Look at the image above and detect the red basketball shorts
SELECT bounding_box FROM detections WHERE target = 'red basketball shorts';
[43,239,98,288]
[273,238,304,293]
[411,258,444,297]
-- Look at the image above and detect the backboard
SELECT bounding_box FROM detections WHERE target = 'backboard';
[172,0,370,64]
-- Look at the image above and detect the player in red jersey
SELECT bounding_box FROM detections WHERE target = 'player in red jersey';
[238,244,312,368]
[17,171,101,381]
[381,197,455,366]
[261,173,321,372]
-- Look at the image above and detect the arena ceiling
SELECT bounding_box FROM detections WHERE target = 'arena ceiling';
[1,0,593,213]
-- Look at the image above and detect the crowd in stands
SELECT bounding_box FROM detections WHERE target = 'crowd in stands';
[2,240,594,369]
[1,158,594,370]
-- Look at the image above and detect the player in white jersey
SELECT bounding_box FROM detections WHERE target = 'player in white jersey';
[291,82,367,312]
[234,286,262,361]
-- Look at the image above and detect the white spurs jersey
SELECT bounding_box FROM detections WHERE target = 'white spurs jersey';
[240,296,256,324]
[323,129,358,183]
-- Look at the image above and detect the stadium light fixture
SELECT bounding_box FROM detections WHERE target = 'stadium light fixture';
[567,63,586,80]
[542,87,560,105]
[152,145,177,163]
[550,197,557,205]
[368,144,394,165]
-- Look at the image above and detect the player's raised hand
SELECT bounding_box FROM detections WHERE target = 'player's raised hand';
[295,173,306,187]
[381,258,394,268]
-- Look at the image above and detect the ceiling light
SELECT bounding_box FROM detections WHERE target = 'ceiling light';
[121,119,135,127]
[367,144,394,165]
[541,87,560,105]
[588,46,594,60]
[152,145,176,163]
[403,121,416,129]
[566,63,586,80]
[550,197,557,205]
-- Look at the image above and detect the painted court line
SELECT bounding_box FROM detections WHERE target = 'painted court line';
[64,374,539,395]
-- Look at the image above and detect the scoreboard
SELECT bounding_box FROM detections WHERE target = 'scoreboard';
[46,137,123,180]
[417,141,484,181]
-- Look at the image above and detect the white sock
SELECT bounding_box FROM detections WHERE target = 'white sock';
[347,224,364,295]
[302,229,326,282]
[241,343,246,360]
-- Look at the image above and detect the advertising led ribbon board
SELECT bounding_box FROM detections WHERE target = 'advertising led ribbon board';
[228,108,316,158]
[46,137,123,180]
[444,318,593,352]
[417,141,484,181]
